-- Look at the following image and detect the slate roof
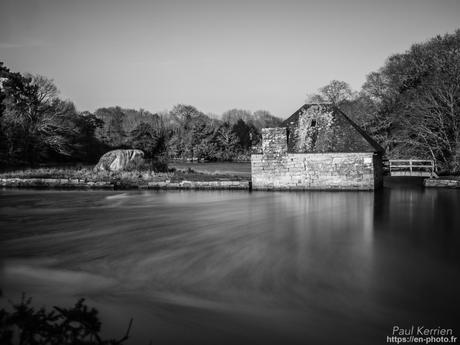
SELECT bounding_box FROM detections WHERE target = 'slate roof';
[281,103,384,153]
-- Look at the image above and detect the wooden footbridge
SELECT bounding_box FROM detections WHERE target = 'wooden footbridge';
[387,159,438,178]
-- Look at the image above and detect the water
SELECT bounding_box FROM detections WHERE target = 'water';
[0,186,459,345]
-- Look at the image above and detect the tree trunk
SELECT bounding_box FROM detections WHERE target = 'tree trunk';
[454,139,460,173]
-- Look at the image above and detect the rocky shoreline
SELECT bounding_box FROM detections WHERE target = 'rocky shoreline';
[424,178,460,188]
[3,177,460,191]
[0,178,251,190]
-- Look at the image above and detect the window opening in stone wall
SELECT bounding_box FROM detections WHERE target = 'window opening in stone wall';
[311,119,317,127]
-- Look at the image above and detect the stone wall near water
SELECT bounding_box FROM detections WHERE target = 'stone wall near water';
[251,128,382,190]
[0,178,250,190]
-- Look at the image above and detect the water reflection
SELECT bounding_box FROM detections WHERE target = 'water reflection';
[0,188,459,344]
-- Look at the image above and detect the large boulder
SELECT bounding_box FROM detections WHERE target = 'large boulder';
[94,149,144,172]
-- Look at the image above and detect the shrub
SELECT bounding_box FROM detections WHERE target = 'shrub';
[0,291,132,345]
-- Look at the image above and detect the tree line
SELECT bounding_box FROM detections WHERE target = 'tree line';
[94,105,281,162]
[0,64,281,167]
[308,30,460,173]
[1,29,459,172]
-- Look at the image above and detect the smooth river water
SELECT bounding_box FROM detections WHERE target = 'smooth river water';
[1,184,459,345]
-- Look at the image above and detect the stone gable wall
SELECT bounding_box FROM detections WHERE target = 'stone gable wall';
[284,104,378,153]
[293,105,334,152]
[252,128,382,190]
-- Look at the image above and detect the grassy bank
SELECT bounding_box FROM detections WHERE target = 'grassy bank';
[0,167,168,182]
[0,166,250,190]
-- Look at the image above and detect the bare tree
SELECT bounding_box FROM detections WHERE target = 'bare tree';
[306,80,356,105]
[2,73,76,163]
[319,80,356,105]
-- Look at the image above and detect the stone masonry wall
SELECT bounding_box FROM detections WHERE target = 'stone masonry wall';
[0,178,250,190]
[262,127,287,155]
[252,128,382,190]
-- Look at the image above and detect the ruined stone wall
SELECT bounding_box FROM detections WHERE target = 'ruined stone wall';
[261,127,287,155]
[251,128,382,190]
[292,105,334,152]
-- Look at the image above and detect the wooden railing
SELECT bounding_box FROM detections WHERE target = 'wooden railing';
[388,159,438,178]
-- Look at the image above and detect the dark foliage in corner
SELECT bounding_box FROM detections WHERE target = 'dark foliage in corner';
[0,291,132,345]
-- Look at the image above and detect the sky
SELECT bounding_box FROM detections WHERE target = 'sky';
[1,0,459,118]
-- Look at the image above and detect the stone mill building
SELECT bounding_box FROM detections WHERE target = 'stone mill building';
[251,103,384,190]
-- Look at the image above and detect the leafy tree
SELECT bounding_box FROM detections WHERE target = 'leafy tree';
[95,107,127,148]
[232,119,258,150]
[69,111,106,162]
[129,122,167,159]
[167,104,216,159]
[94,107,164,153]
[194,139,219,160]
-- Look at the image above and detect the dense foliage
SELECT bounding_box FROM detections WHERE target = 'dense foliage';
[91,105,279,162]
